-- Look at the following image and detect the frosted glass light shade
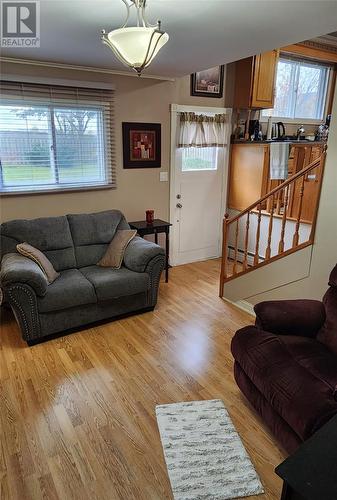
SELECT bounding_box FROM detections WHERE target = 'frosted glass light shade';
[106,27,169,70]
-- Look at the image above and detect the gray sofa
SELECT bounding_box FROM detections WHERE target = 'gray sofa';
[0,210,165,344]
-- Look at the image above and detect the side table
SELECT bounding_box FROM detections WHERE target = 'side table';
[275,413,337,500]
[129,219,172,283]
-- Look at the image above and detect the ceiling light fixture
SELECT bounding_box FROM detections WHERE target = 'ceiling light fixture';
[101,0,169,76]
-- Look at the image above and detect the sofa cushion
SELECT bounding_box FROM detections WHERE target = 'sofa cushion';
[80,265,149,301]
[279,335,337,390]
[1,215,76,271]
[98,229,137,269]
[234,362,302,454]
[231,326,337,442]
[37,269,97,313]
[16,242,60,284]
[67,210,130,268]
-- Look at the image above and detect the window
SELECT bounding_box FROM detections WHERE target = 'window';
[0,82,115,193]
[181,147,218,171]
[262,56,331,121]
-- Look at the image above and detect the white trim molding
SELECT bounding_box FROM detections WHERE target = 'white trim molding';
[169,103,232,267]
[222,297,256,317]
[1,74,116,90]
[0,57,176,82]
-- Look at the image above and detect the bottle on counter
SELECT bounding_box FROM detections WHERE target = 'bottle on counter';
[316,114,331,142]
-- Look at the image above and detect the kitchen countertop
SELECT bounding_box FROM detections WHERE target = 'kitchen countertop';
[231,139,324,145]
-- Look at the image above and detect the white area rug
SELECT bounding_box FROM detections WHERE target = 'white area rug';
[156,399,264,500]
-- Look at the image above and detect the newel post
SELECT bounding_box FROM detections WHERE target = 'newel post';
[219,213,229,297]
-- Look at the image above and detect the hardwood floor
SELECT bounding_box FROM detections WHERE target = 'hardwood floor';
[0,259,285,500]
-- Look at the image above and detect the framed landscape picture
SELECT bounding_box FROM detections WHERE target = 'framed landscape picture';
[190,65,224,98]
[122,122,161,168]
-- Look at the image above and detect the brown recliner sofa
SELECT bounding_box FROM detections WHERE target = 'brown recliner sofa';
[231,264,337,454]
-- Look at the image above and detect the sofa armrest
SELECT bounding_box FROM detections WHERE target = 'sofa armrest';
[123,236,165,273]
[254,299,326,338]
[0,253,48,297]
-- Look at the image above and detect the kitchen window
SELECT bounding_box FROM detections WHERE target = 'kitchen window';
[0,81,115,194]
[262,56,331,122]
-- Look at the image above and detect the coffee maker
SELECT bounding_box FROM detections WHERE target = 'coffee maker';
[248,119,262,141]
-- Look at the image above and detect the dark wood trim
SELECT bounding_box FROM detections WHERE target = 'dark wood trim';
[327,68,337,115]
[282,43,337,63]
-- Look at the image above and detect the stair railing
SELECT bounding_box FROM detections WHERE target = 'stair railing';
[219,147,327,296]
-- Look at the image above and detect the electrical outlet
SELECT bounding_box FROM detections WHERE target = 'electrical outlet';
[160,171,168,182]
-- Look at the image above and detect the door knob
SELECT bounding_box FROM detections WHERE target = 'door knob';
[176,203,183,208]
[176,194,181,199]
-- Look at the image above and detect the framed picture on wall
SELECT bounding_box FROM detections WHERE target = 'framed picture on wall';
[190,65,224,98]
[122,122,161,168]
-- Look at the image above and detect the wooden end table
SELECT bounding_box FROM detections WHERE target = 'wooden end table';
[129,219,172,283]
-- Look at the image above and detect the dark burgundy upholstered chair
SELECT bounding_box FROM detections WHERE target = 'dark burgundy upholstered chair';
[231,264,337,454]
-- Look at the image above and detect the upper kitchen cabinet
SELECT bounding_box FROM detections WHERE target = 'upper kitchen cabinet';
[233,50,279,109]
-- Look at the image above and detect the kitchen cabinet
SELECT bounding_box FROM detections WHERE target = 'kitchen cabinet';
[233,50,279,109]
[228,142,324,223]
[288,145,323,223]
[228,144,269,211]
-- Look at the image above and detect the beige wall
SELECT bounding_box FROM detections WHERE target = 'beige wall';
[224,81,337,304]
[0,62,230,223]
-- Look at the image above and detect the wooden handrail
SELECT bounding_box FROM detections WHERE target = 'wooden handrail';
[219,146,327,296]
[225,152,325,226]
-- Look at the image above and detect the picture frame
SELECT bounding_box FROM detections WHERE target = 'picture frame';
[190,65,224,98]
[122,122,161,168]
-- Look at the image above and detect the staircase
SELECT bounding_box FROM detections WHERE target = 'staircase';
[219,146,327,297]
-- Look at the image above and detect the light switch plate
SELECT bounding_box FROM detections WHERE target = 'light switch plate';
[160,171,168,182]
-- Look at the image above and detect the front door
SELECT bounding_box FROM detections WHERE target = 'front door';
[170,106,230,266]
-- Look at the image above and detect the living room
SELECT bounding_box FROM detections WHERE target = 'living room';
[1,1,337,499]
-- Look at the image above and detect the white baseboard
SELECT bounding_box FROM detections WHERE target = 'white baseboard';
[222,297,256,317]
[227,246,264,267]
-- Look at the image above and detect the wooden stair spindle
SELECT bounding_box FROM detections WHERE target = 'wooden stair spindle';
[292,175,305,248]
[276,181,282,215]
[219,213,229,296]
[233,220,239,275]
[265,194,275,260]
[278,185,289,254]
[254,203,262,266]
[220,151,325,286]
[243,212,250,270]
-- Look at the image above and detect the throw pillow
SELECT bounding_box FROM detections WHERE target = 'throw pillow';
[98,229,137,269]
[16,242,60,284]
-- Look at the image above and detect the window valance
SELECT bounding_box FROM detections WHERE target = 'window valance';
[178,112,228,148]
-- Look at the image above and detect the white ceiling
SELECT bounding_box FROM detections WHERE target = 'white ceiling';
[2,0,337,78]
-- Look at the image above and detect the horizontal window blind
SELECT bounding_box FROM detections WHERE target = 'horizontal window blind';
[0,81,115,193]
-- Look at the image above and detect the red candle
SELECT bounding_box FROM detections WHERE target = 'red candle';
[146,210,154,224]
